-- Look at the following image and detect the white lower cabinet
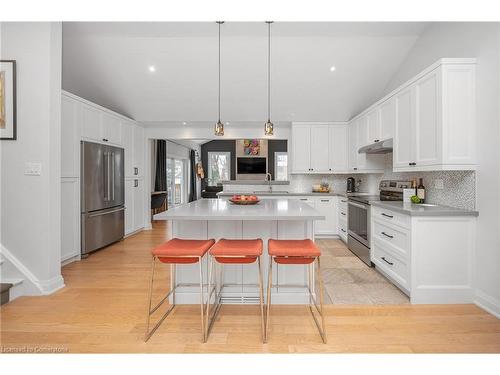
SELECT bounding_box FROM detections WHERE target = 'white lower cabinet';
[314,197,338,236]
[61,178,80,262]
[370,205,476,303]
[338,197,348,242]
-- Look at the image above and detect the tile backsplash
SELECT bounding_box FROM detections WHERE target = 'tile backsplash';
[289,154,476,210]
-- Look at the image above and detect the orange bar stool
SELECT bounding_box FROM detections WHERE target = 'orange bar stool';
[266,239,327,343]
[205,239,265,342]
[144,238,215,342]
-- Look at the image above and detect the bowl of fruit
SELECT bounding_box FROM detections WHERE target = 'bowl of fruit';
[229,194,260,205]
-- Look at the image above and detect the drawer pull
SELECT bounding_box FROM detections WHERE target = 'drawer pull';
[321,199,330,202]
[381,213,393,219]
[381,257,394,266]
[381,231,394,239]
[300,198,308,201]
[341,199,347,203]
[341,228,346,233]
[341,212,346,216]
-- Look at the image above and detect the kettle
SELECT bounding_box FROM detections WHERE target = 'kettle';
[346,177,356,193]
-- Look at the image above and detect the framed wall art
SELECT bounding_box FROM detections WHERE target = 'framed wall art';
[0,60,17,140]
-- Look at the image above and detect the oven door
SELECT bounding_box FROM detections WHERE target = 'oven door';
[348,200,370,248]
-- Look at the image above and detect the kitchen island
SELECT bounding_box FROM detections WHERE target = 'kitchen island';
[154,198,325,304]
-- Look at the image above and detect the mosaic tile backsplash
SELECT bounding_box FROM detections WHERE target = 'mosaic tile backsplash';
[289,154,476,210]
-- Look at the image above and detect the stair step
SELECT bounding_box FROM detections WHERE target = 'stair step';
[1,282,13,293]
[3,278,23,287]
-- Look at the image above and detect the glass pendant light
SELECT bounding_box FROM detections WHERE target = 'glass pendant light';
[214,21,224,136]
[264,21,274,136]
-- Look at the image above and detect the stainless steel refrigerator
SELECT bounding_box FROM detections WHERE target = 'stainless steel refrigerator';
[81,141,125,256]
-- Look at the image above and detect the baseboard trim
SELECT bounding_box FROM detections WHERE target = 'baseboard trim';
[474,290,500,319]
[0,244,65,296]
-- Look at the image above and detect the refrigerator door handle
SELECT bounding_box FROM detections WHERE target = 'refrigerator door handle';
[88,206,125,218]
[103,152,108,201]
[111,152,115,201]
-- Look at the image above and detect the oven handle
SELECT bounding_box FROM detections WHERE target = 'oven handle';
[348,201,368,210]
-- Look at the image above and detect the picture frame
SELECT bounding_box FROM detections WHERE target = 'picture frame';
[0,60,17,140]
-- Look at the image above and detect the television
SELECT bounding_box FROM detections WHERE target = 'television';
[237,157,267,174]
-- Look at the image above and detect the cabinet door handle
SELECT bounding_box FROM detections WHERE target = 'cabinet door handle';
[341,212,346,216]
[102,138,108,142]
[341,199,347,203]
[381,213,393,218]
[353,167,358,170]
[381,257,394,266]
[374,139,380,143]
[341,228,346,233]
[134,179,138,188]
[300,198,308,201]
[329,168,332,171]
[381,231,394,239]
[134,167,138,175]
[321,199,329,202]
[408,162,416,166]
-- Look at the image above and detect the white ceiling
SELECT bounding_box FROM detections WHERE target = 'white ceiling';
[62,22,429,124]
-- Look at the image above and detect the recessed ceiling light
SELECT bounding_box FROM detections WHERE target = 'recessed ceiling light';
[148,66,156,72]
[330,66,336,72]
[225,122,230,125]
[182,122,187,125]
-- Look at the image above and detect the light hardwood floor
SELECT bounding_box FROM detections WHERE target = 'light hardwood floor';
[1,221,499,353]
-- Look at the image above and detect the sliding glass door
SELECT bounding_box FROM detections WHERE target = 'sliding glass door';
[167,157,188,207]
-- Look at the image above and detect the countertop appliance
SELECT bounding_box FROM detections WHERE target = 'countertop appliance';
[347,180,411,266]
[81,141,125,256]
[346,177,355,193]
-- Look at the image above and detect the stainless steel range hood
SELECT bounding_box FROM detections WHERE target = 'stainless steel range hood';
[358,138,393,154]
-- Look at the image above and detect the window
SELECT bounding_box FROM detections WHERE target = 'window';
[274,152,288,181]
[207,152,231,185]
[167,157,188,206]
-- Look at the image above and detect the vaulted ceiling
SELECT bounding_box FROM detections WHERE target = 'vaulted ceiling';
[62,22,429,124]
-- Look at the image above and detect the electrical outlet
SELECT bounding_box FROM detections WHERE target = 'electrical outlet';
[24,162,42,176]
[434,179,444,190]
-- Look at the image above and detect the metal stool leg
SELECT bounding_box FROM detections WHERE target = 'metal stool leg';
[144,256,176,342]
[205,256,222,342]
[265,256,273,342]
[307,256,327,343]
[198,256,206,343]
[257,256,265,343]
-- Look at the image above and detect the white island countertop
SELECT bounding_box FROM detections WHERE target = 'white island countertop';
[154,198,325,221]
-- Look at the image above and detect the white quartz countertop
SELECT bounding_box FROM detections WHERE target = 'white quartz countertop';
[217,191,344,197]
[154,198,325,221]
[371,201,479,217]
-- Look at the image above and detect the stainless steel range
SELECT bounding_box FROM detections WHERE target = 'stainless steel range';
[347,180,411,266]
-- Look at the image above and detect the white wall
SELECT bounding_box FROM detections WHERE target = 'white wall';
[0,22,64,294]
[383,22,500,317]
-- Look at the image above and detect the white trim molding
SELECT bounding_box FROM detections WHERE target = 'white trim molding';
[0,244,65,295]
[474,290,500,319]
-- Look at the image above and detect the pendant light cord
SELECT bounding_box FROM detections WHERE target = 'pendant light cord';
[267,21,272,121]
[218,21,222,122]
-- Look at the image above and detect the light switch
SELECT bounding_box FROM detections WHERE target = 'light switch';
[434,179,444,190]
[24,162,42,176]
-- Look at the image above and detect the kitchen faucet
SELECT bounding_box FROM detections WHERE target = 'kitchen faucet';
[266,173,272,193]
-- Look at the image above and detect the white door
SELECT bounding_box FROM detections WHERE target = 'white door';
[133,178,144,231]
[102,113,122,145]
[329,124,348,172]
[367,108,381,144]
[291,125,311,173]
[310,125,330,173]
[122,121,134,178]
[133,126,144,177]
[348,120,358,171]
[125,179,135,234]
[81,104,102,141]
[414,70,441,167]
[394,86,415,169]
[379,97,396,141]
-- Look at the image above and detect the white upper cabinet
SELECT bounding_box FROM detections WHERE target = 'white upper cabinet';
[102,113,122,145]
[81,104,102,141]
[291,125,311,173]
[291,123,349,174]
[394,85,414,169]
[348,120,358,171]
[379,97,396,141]
[393,60,476,171]
[122,120,135,177]
[329,124,348,172]
[310,125,330,173]
[367,108,381,144]
[357,114,369,148]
